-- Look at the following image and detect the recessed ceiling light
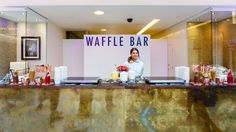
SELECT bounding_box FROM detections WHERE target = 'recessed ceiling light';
[22,12,25,15]
[94,10,104,16]
[100,28,107,32]
[212,12,215,15]
[137,19,160,35]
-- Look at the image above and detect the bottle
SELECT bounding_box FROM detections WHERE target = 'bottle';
[45,65,51,85]
[13,72,19,85]
[227,69,234,84]
[194,72,200,83]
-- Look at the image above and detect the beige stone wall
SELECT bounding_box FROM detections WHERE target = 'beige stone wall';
[0,18,17,79]
[214,18,236,71]
[187,22,213,67]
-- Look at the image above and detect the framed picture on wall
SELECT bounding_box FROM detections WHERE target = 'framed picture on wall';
[21,37,41,60]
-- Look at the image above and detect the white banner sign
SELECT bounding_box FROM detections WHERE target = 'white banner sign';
[83,35,150,78]
[84,35,150,47]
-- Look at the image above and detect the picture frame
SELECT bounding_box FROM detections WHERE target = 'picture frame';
[21,37,41,60]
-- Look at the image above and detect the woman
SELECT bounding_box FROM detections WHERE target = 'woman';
[124,47,144,78]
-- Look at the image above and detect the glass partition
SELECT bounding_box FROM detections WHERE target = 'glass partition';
[187,11,213,66]
[0,7,47,79]
[25,8,47,69]
[187,9,236,79]
[0,7,26,79]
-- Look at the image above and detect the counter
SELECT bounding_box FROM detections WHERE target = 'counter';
[0,83,235,131]
[1,82,236,89]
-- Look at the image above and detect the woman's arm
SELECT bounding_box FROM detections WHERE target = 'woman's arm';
[123,61,129,67]
[140,64,144,76]
[137,63,144,78]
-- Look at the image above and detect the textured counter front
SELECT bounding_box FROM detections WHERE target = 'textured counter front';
[0,83,235,132]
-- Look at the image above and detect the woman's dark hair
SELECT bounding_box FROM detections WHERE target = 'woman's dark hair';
[128,47,140,63]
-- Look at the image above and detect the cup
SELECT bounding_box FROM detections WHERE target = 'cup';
[120,72,128,83]
[204,78,210,85]
[22,78,30,86]
[216,77,224,85]
[128,70,136,83]
[111,71,119,81]
[29,70,35,81]
[35,77,42,86]
[210,70,216,82]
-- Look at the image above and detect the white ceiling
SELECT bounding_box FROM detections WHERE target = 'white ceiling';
[28,6,210,35]
[2,0,236,6]
[0,11,47,23]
